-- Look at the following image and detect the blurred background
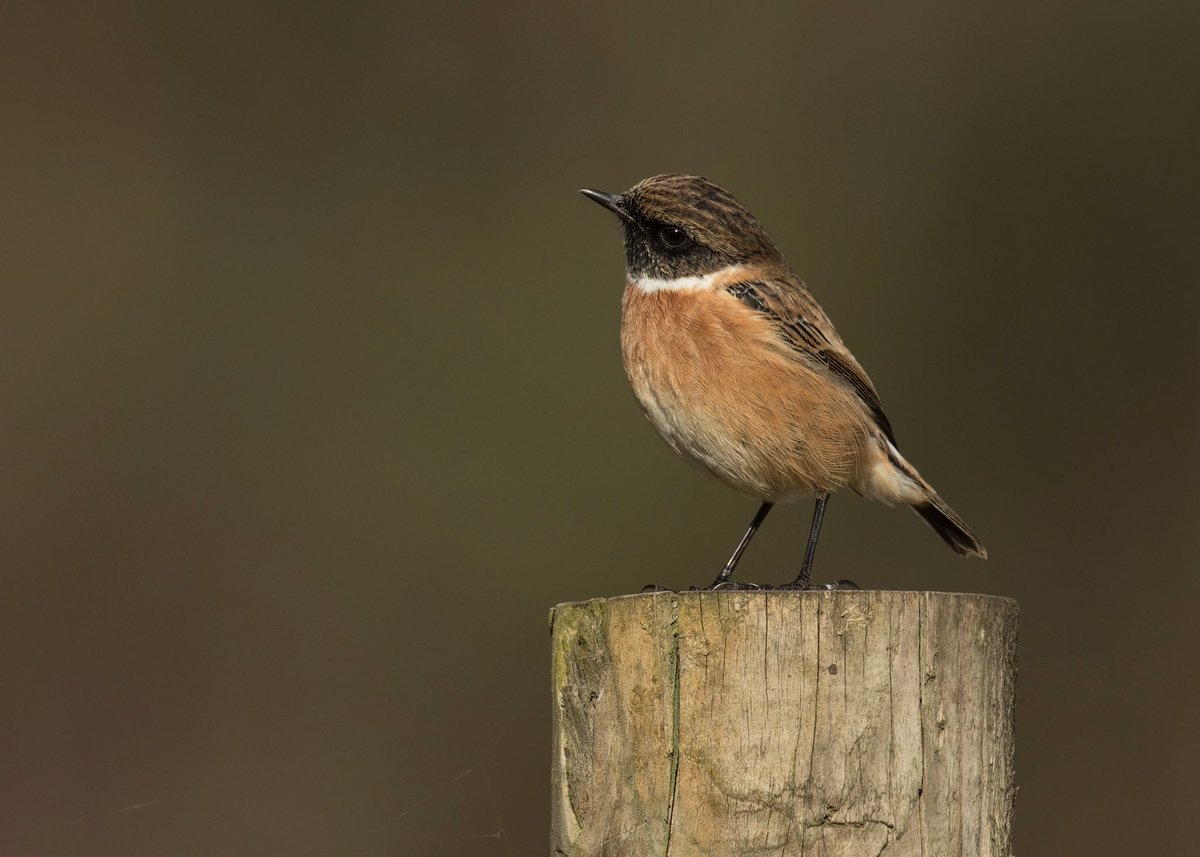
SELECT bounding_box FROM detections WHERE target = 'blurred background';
[2,1,1197,854]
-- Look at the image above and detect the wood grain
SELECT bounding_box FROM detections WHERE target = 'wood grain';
[550,591,1017,857]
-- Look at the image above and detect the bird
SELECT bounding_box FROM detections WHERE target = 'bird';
[580,174,986,590]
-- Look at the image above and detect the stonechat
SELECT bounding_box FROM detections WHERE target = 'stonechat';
[581,174,986,590]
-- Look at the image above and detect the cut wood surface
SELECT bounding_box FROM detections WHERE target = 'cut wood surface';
[550,590,1017,857]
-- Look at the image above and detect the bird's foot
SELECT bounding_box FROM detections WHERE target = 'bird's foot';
[692,580,766,592]
[773,578,860,591]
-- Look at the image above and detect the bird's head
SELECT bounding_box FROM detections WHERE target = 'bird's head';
[581,174,784,283]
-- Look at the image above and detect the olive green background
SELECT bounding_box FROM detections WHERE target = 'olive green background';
[3,2,1197,855]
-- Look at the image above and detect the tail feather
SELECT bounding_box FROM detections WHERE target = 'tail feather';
[880,440,987,559]
[912,498,987,559]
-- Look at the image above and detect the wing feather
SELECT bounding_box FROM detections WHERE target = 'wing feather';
[725,277,896,444]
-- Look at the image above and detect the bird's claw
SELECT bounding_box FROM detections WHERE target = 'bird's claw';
[691,580,765,592]
[773,578,860,591]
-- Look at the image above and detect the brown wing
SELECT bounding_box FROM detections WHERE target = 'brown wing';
[725,277,896,444]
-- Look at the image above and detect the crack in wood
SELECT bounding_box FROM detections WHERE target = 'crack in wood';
[550,591,1017,856]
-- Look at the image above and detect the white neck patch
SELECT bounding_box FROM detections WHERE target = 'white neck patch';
[632,264,745,294]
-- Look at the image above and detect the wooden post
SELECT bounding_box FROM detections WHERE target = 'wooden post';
[550,590,1017,857]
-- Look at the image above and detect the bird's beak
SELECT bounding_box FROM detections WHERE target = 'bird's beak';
[580,188,634,223]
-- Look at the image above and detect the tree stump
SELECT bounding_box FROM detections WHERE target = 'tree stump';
[549,590,1017,857]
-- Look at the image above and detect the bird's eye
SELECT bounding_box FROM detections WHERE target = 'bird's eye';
[658,226,690,250]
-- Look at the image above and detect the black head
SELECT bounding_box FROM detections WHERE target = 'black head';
[580,174,784,280]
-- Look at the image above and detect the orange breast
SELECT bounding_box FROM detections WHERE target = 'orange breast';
[620,284,871,502]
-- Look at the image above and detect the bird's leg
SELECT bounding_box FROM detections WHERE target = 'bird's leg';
[703,501,773,590]
[780,494,835,590]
